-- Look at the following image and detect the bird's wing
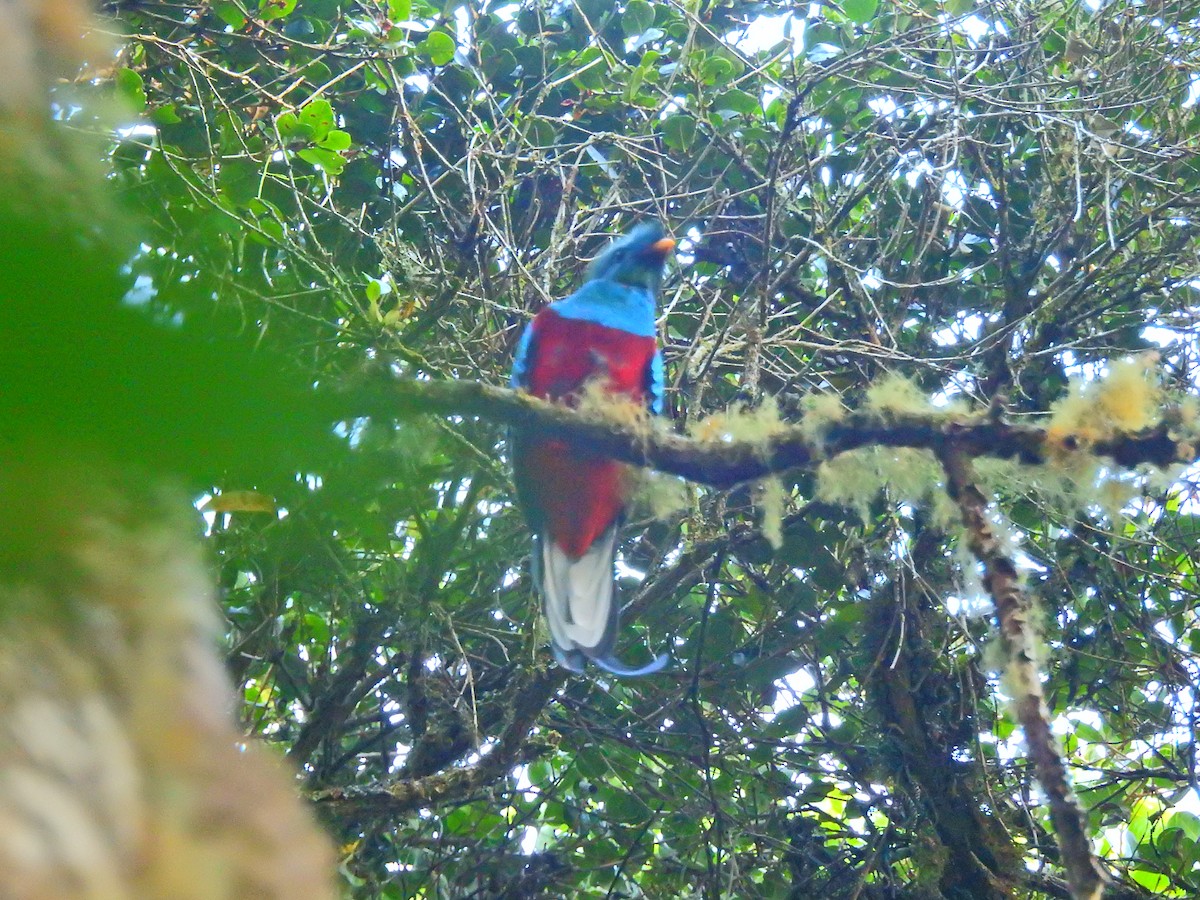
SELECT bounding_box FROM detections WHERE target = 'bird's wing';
[646,348,665,415]
[510,319,536,389]
[508,319,542,530]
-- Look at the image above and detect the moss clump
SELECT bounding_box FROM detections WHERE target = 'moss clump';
[689,398,790,548]
[865,374,935,416]
[757,477,786,550]
[797,392,847,451]
[688,395,787,444]
[574,379,654,433]
[1046,355,1162,449]
[632,471,692,520]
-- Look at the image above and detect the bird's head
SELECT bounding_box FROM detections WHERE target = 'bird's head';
[586,222,675,291]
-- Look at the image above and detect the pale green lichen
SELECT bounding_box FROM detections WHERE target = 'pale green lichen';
[952,544,990,618]
[1096,475,1141,523]
[574,378,654,434]
[865,374,934,416]
[632,470,693,520]
[1167,395,1199,465]
[688,395,787,444]
[1027,357,1200,526]
[980,637,1008,679]
[1178,394,1199,431]
[990,506,1027,565]
[566,380,693,524]
[975,452,1149,528]
[815,449,882,524]
[999,645,1042,702]
[689,398,792,548]
[999,614,1049,701]
[1144,462,1190,496]
[820,360,1176,534]
[811,378,969,530]
[977,589,1048,708]
[797,392,848,451]
[816,446,958,531]
[758,477,786,550]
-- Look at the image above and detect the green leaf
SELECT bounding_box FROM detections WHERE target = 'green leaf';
[214,110,243,153]
[482,48,518,80]
[282,17,315,38]
[526,118,557,147]
[258,0,297,21]
[605,788,650,823]
[1165,811,1200,842]
[1040,32,1068,65]
[319,129,352,151]
[213,1,247,27]
[662,114,696,150]
[622,0,654,36]
[298,146,346,175]
[150,103,182,126]
[367,275,393,306]
[303,612,330,644]
[806,22,843,47]
[116,68,146,113]
[218,158,260,206]
[571,47,607,92]
[1129,869,1170,891]
[246,197,286,241]
[842,0,878,23]
[299,99,335,141]
[387,0,411,20]
[276,110,306,139]
[420,31,456,66]
[945,0,975,14]
[715,88,760,116]
[624,64,645,101]
[701,56,734,85]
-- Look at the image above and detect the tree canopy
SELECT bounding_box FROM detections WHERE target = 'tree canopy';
[59,0,1200,896]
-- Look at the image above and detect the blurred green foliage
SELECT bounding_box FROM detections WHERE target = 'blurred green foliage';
[23,0,1200,895]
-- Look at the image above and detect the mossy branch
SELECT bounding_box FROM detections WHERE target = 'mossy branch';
[940,445,1108,900]
[344,377,1194,488]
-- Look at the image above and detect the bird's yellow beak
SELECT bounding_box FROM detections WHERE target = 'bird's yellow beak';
[648,237,676,256]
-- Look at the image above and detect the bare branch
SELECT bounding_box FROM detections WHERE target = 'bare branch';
[310,668,562,819]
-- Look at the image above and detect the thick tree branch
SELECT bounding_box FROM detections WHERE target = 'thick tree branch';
[342,378,1195,488]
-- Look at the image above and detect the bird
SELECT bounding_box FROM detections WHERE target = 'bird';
[510,223,675,676]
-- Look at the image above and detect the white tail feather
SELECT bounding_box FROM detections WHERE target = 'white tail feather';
[541,526,617,654]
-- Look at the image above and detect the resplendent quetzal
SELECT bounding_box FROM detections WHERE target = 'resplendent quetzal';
[510,223,675,676]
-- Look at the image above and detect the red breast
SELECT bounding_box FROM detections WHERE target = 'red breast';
[519,310,657,557]
[527,311,657,405]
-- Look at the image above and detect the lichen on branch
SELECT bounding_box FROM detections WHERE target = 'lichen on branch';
[357,362,1198,491]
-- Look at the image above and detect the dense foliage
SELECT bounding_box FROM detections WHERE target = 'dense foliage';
[93,0,1200,896]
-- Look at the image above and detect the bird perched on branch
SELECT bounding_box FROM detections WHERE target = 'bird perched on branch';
[511,223,675,675]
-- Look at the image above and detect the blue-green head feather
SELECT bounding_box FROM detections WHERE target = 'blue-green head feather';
[586,222,675,291]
